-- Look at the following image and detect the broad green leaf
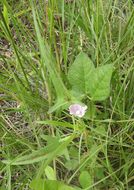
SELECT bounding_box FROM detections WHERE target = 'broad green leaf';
[68,52,113,101]
[70,89,85,101]
[30,179,75,190]
[30,179,45,190]
[67,52,95,94]
[45,166,56,180]
[88,64,113,101]
[79,171,93,188]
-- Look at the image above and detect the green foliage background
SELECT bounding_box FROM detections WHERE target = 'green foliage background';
[0,0,134,189]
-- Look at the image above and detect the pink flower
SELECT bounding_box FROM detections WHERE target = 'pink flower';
[69,104,87,118]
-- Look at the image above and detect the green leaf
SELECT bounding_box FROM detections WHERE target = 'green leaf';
[67,52,95,95]
[48,99,68,113]
[2,141,60,165]
[79,171,93,188]
[37,120,74,129]
[36,134,76,178]
[68,53,113,101]
[30,179,45,190]
[2,134,75,166]
[88,64,113,101]
[42,134,75,166]
[84,101,96,119]
[45,166,56,180]
[80,144,99,171]
[41,135,59,145]
[30,179,75,190]
[3,4,9,27]
[30,1,69,100]
[94,167,105,179]
[95,125,107,136]
[65,159,79,171]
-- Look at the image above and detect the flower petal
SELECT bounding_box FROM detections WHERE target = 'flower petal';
[69,103,87,117]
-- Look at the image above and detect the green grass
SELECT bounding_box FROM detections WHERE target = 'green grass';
[0,0,134,189]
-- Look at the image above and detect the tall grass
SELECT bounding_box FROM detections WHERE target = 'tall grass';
[0,0,134,189]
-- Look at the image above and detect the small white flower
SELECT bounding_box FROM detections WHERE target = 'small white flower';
[69,104,87,118]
